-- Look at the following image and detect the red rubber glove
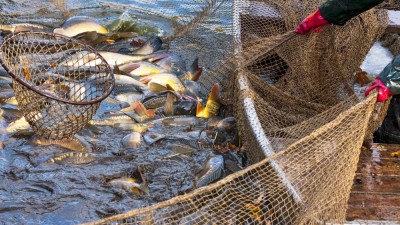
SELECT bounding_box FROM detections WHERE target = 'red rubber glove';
[365,77,392,102]
[295,9,330,34]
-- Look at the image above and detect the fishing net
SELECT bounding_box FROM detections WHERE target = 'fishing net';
[0,32,114,139]
[0,0,388,223]
[80,0,390,224]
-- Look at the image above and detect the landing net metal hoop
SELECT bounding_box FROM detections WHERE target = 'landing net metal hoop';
[0,31,115,139]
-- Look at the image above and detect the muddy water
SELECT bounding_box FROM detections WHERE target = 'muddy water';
[0,1,239,224]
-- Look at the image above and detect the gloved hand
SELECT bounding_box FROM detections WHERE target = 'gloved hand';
[365,77,392,102]
[295,9,330,34]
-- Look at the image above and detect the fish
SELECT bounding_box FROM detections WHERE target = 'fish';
[114,115,204,132]
[119,61,167,77]
[122,132,141,148]
[131,36,163,55]
[28,135,92,152]
[121,101,156,122]
[179,57,203,81]
[0,91,15,102]
[183,80,202,100]
[195,155,224,188]
[0,23,46,33]
[96,51,168,67]
[3,97,18,106]
[72,31,136,46]
[176,100,198,116]
[166,142,197,156]
[196,83,221,118]
[5,116,31,133]
[59,82,87,101]
[10,129,35,138]
[143,130,215,145]
[216,117,237,133]
[89,113,136,126]
[107,11,160,36]
[0,107,24,120]
[46,152,98,164]
[153,53,186,75]
[163,92,179,117]
[53,16,108,37]
[161,116,207,127]
[142,91,182,109]
[141,73,186,92]
[108,177,149,195]
[84,124,104,135]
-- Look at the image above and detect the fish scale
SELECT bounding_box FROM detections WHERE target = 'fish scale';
[196,155,224,188]
[46,152,97,164]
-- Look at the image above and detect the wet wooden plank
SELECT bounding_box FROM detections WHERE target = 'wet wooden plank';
[347,143,400,222]
[351,173,400,193]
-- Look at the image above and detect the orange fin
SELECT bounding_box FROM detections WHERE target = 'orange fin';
[191,68,203,81]
[132,101,150,118]
[208,83,220,102]
[196,101,205,117]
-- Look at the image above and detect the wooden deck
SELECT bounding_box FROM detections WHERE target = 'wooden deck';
[346,144,400,223]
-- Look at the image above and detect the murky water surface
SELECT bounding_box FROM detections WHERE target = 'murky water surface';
[0,1,239,224]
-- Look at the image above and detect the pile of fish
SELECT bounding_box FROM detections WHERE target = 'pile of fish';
[0,13,248,223]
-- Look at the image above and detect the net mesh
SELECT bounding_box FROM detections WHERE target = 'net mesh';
[0,32,114,139]
[0,0,390,223]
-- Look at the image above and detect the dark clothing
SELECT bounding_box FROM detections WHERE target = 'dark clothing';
[379,55,400,96]
[374,95,400,143]
[317,0,400,143]
[319,0,385,25]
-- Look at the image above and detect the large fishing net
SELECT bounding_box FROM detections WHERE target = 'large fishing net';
[1,0,390,224]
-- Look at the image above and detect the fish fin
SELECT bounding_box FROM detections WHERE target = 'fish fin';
[146,53,169,62]
[164,93,176,116]
[119,63,141,74]
[143,132,164,145]
[165,83,175,91]
[53,28,65,35]
[140,76,152,84]
[148,82,167,92]
[208,83,220,103]
[196,102,205,117]
[191,68,203,81]
[132,101,155,119]
[147,109,156,119]
[189,57,199,75]
[132,101,148,117]
[133,36,163,55]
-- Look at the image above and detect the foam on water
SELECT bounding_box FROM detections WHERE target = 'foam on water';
[360,41,394,77]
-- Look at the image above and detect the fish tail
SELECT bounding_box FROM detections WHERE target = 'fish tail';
[119,63,141,74]
[132,101,148,117]
[196,101,205,117]
[164,93,176,117]
[191,68,203,81]
[189,57,199,74]
[132,101,155,119]
[147,36,163,53]
[208,83,220,102]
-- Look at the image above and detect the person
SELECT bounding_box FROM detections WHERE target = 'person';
[295,0,400,143]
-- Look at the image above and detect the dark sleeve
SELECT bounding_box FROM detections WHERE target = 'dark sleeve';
[379,55,400,96]
[319,0,385,26]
